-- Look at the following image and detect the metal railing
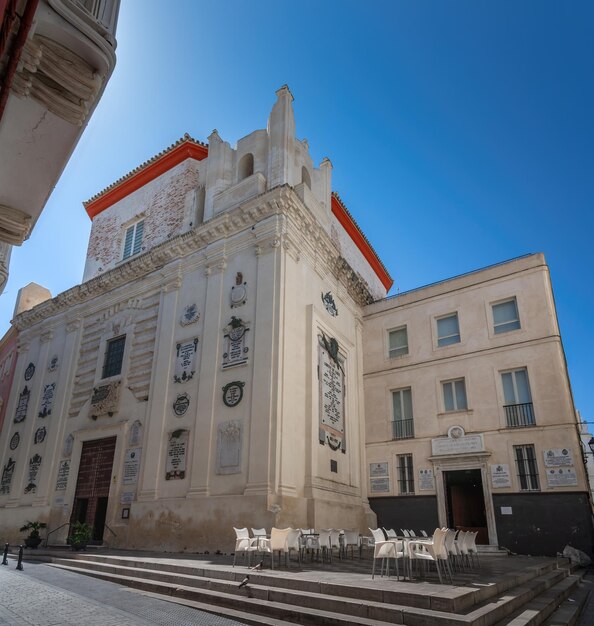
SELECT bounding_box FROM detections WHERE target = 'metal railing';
[392,418,414,439]
[44,522,71,547]
[504,402,535,428]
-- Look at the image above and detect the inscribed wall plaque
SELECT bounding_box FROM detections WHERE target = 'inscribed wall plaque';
[370,462,389,478]
[545,467,578,487]
[0,458,15,494]
[370,477,390,493]
[14,386,30,423]
[543,448,574,467]
[123,447,142,485]
[166,430,188,480]
[431,434,484,456]
[222,317,249,368]
[38,383,56,417]
[490,464,512,488]
[174,338,198,383]
[216,420,243,475]
[55,460,70,491]
[318,335,345,452]
[418,468,435,491]
[24,453,42,494]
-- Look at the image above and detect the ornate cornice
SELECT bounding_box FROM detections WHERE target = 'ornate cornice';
[13,185,374,330]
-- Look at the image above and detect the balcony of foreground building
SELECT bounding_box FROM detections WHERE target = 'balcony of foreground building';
[504,402,535,428]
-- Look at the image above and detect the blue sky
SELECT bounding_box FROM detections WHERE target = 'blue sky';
[2,1,593,420]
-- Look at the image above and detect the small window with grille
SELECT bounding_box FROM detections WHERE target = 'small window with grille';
[396,453,414,494]
[102,335,126,379]
[514,444,540,491]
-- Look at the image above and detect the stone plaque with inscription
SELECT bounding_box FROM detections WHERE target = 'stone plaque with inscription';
[543,448,574,467]
[14,386,30,423]
[24,453,42,494]
[418,468,435,491]
[431,433,484,456]
[166,430,188,480]
[123,448,142,485]
[546,467,578,487]
[0,458,16,495]
[370,462,389,478]
[55,460,70,491]
[222,317,249,368]
[490,464,512,488]
[129,421,142,447]
[318,335,345,451]
[38,383,56,417]
[174,339,198,383]
[216,420,243,475]
[370,477,390,493]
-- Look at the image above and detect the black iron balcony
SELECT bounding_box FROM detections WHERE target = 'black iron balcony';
[504,402,535,427]
[392,418,414,439]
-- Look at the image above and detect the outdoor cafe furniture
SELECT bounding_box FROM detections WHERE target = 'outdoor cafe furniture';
[232,527,258,567]
[407,528,453,584]
[369,527,406,580]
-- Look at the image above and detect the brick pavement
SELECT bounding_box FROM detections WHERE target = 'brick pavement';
[0,560,248,626]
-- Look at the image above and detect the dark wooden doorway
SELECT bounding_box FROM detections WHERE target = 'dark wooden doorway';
[71,436,116,543]
[444,469,488,544]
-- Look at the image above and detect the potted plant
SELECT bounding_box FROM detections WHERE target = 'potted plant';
[69,521,92,551]
[19,521,47,549]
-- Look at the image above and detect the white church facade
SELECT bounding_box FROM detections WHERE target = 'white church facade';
[0,87,591,556]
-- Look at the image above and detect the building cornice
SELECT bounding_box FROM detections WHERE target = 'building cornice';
[84,135,208,220]
[14,186,374,330]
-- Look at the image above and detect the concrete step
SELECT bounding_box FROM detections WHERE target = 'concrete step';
[47,563,399,626]
[45,559,574,626]
[538,571,591,626]
[42,551,564,614]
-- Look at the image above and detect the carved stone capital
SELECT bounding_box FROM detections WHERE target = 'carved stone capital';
[40,330,53,343]
[66,319,81,333]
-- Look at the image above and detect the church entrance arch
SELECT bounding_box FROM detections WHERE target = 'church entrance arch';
[70,436,116,543]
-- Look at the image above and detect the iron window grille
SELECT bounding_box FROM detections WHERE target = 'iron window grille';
[502,368,535,427]
[514,444,540,491]
[397,454,414,494]
[392,388,414,439]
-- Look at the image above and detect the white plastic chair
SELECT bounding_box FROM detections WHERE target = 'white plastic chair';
[454,530,468,568]
[317,529,332,562]
[384,527,398,538]
[232,527,257,567]
[258,527,292,569]
[342,530,362,559]
[369,527,405,580]
[444,528,459,571]
[286,528,302,566]
[465,531,480,567]
[329,529,342,561]
[420,530,429,537]
[407,528,452,584]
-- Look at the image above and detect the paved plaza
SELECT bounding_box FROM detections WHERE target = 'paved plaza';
[0,560,247,626]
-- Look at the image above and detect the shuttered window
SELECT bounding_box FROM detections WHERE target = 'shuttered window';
[123,220,144,260]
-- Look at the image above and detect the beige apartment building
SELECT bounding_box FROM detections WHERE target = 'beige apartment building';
[364,254,593,556]
[0,88,590,556]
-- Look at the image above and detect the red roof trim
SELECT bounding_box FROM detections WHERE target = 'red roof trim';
[85,141,208,220]
[331,194,393,292]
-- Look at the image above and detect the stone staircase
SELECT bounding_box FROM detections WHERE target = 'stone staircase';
[27,552,590,626]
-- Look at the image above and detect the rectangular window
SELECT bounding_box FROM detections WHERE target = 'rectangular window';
[514,444,540,491]
[437,313,460,347]
[442,378,468,412]
[397,454,414,494]
[493,298,520,334]
[502,368,534,427]
[388,327,408,358]
[392,388,414,439]
[123,220,145,260]
[102,335,126,379]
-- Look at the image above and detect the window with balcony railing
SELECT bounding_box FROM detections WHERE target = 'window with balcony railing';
[392,388,414,439]
[501,368,535,427]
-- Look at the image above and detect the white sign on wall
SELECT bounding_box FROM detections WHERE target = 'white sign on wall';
[543,448,574,467]
[123,447,142,485]
[166,430,188,480]
[370,477,390,493]
[370,462,389,478]
[546,467,578,487]
[490,464,512,488]
[431,434,484,456]
[418,468,435,491]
